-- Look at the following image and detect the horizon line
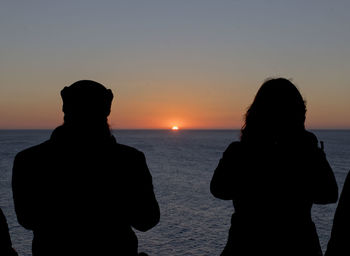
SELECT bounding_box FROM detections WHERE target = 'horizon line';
[1,128,350,131]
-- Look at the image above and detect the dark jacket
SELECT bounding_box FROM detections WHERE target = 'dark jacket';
[325,171,350,256]
[12,126,160,256]
[211,131,338,256]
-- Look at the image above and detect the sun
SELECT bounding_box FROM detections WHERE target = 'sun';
[171,126,179,130]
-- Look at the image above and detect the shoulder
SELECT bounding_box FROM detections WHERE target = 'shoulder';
[223,141,243,157]
[14,141,51,163]
[114,143,145,159]
[297,130,319,150]
[303,130,318,144]
[112,144,151,178]
[225,141,242,153]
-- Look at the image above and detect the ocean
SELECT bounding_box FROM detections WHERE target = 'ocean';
[1,129,349,256]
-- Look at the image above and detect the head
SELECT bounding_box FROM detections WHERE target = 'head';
[61,80,113,129]
[241,78,306,142]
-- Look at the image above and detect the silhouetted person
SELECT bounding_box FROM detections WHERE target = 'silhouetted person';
[0,208,18,256]
[211,78,338,256]
[12,80,160,256]
[325,171,350,256]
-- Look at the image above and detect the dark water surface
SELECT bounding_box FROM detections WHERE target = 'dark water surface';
[1,130,349,255]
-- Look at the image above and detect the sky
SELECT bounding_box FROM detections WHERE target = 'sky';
[1,0,349,129]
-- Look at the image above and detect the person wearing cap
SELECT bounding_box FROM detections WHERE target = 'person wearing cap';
[12,80,160,256]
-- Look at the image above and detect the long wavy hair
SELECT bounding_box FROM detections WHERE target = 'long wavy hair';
[241,78,306,143]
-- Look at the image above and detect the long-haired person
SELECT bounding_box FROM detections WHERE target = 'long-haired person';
[12,80,160,256]
[211,78,338,256]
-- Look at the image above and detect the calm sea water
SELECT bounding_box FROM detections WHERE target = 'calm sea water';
[1,130,349,256]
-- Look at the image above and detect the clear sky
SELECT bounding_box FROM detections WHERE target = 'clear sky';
[1,0,349,129]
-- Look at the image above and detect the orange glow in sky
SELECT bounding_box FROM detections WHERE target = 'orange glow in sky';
[1,2,350,129]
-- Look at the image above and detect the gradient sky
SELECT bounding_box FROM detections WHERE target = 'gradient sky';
[1,0,349,129]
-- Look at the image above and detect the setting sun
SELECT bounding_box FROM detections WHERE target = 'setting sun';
[171,126,179,130]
